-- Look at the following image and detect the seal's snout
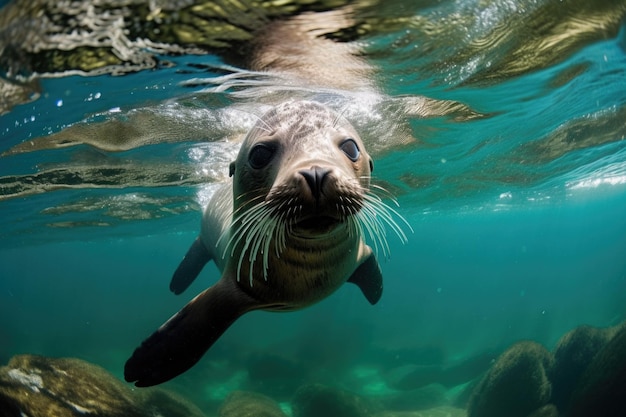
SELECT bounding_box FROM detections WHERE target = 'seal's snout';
[299,165,331,202]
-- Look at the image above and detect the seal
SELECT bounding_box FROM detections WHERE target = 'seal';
[124,100,408,387]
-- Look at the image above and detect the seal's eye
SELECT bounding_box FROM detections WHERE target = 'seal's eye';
[248,143,276,169]
[340,139,360,162]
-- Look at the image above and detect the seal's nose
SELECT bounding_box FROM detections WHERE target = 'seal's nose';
[299,165,331,201]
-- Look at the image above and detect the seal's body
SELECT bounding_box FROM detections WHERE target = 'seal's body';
[125,101,391,387]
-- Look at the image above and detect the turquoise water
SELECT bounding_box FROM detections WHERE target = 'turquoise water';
[1,0,626,415]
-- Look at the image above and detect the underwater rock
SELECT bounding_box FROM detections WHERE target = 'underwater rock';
[467,341,553,417]
[140,389,207,417]
[0,354,205,417]
[567,322,626,417]
[292,383,383,417]
[219,390,287,417]
[550,324,612,412]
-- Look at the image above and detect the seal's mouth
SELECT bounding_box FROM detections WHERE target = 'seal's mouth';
[294,215,342,233]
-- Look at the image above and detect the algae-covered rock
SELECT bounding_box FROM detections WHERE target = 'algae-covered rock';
[219,390,287,417]
[141,388,207,417]
[292,383,382,417]
[467,341,553,417]
[0,354,205,417]
[568,323,626,417]
[550,324,612,412]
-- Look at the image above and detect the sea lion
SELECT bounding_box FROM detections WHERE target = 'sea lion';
[124,100,408,387]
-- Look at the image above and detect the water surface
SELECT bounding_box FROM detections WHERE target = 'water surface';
[1,0,625,414]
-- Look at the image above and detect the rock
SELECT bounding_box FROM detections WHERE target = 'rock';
[292,383,382,417]
[568,322,626,417]
[0,354,205,417]
[467,341,553,417]
[142,389,207,417]
[219,390,287,417]
[550,324,612,412]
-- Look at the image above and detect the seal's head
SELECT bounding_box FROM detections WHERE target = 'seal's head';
[230,100,373,235]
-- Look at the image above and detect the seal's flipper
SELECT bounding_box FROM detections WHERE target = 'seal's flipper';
[347,253,383,305]
[170,237,211,295]
[125,278,257,387]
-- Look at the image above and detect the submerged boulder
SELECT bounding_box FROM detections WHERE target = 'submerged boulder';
[0,354,205,417]
[219,390,287,417]
[568,323,626,417]
[550,324,612,413]
[292,383,382,417]
[467,341,553,417]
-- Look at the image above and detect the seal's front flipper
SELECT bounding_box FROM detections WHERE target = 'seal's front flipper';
[348,253,383,305]
[170,237,211,295]
[125,278,256,387]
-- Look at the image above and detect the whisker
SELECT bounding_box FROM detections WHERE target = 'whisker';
[357,206,389,258]
[249,206,279,283]
[221,203,263,258]
[233,191,265,212]
[369,183,401,205]
[237,206,271,284]
[216,172,411,284]
[275,213,287,257]
[249,206,278,282]
[363,193,413,243]
[216,191,267,253]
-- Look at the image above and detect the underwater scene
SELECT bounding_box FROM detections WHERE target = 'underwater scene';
[1,0,626,416]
